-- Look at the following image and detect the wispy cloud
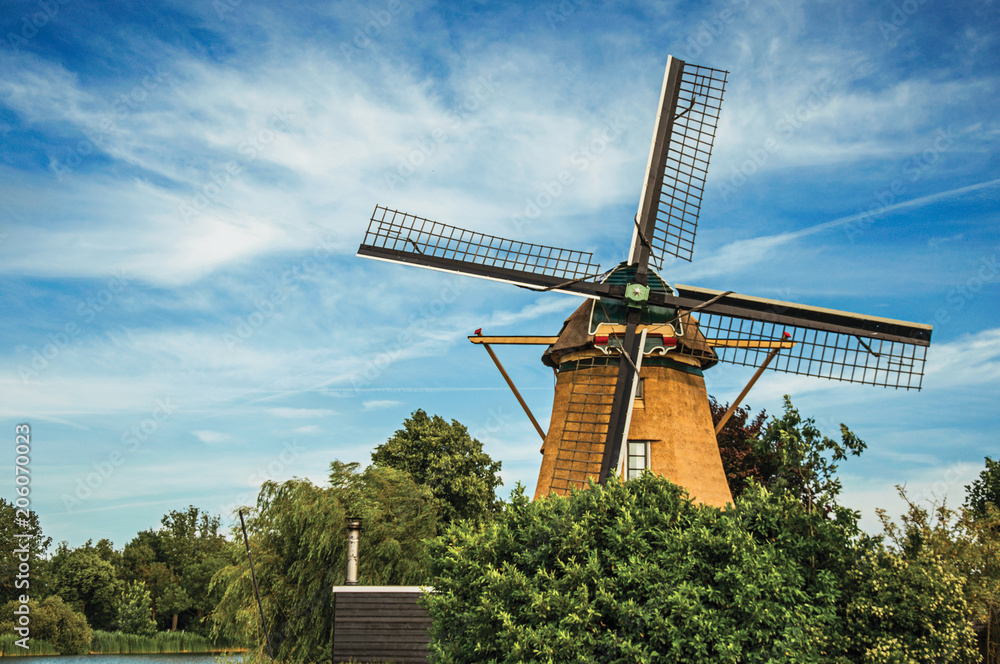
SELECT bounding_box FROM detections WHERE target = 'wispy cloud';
[680,178,1000,283]
[193,430,231,444]
[362,400,402,411]
[2,0,997,546]
[266,407,335,419]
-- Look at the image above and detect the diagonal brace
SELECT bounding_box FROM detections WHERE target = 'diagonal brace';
[474,330,546,441]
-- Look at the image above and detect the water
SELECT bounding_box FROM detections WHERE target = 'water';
[8,656,238,664]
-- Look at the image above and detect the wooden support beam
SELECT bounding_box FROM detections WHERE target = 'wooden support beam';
[714,336,791,435]
[708,339,797,349]
[473,331,547,441]
[468,335,559,345]
[467,333,796,351]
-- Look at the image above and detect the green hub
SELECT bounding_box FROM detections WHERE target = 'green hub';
[625,283,650,308]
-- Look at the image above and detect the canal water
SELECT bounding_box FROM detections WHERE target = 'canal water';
[5,656,237,664]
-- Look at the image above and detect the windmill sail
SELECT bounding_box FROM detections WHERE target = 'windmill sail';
[358,206,603,294]
[358,55,933,500]
[631,57,728,266]
[668,285,932,390]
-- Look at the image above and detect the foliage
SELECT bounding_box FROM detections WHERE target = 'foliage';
[0,498,51,604]
[965,456,1000,521]
[0,633,60,656]
[710,397,770,500]
[710,396,864,512]
[122,505,227,631]
[211,461,439,664]
[90,628,223,653]
[115,580,157,636]
[49,547,123,631]
[877,485,1000,656]
[424,475,978,663]
[371,409,503,527]
[122,530,179,625]
[159,506,227,617]
[755,396,866,513]
[0,595,93,655]
[47,538,121,585]
[843,546,979,663]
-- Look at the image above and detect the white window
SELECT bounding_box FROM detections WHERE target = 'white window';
[627,440,649,479]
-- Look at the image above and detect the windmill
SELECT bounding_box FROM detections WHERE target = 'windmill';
[357,56,932,506]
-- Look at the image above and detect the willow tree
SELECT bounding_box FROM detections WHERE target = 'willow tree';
[211,462,439,663]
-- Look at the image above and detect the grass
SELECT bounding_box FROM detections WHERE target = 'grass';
[91,630,245,654]
[0,633,61,656]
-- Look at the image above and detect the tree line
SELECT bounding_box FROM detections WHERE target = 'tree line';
[0,504,228,654]
[2,400,998,661]
[209,401,999,663]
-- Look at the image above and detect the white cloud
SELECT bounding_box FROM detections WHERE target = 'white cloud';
[924,328,1000,389]
[193,430,231,444]
[363,400,402,410]
[266,408,335,419]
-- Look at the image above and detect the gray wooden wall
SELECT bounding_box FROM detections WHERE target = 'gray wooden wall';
[332,587,432,664]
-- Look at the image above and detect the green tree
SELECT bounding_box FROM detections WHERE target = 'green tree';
[211,461,439,664]
[121,506,226,632]
[0,498,51,604]
[371,409,503,527]
[121,531,168,624]
[46,538,121,597]
[114,580,157,636]
[425,475,977,663]
[49,548,123,631]
[878,486,1000,659]
[157,584,192,631]
[755,396,866,513]
[710,397,771,500]
[965,456,1000,520]
[0,595,92,654]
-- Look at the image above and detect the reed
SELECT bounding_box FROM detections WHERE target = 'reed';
[90,630,232,654]
[0,634,61,656]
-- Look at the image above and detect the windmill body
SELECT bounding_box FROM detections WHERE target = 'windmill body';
[357,55,932,503]
[535,263,731,505]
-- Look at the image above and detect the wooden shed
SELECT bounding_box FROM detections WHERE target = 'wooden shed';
[331,586,432,663]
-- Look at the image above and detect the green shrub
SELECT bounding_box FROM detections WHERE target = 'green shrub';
[425,475,978,663]
[0,595,92,655]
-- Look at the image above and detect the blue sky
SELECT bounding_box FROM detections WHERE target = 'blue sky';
[1,0,997,548]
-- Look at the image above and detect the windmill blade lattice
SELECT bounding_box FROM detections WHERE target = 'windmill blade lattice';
[667,285,932,390]
[687,313,928,389]
[358,206,602,291]
[636,59,728,265]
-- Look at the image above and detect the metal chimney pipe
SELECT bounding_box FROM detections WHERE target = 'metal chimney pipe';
[345,517,362,585]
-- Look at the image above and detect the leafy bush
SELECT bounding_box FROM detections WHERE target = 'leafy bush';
[0,595,92,655]
[843,547,977,662]
[424,474,978,663]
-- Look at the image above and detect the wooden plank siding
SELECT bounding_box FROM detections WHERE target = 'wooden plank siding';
[332,587,432,664]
